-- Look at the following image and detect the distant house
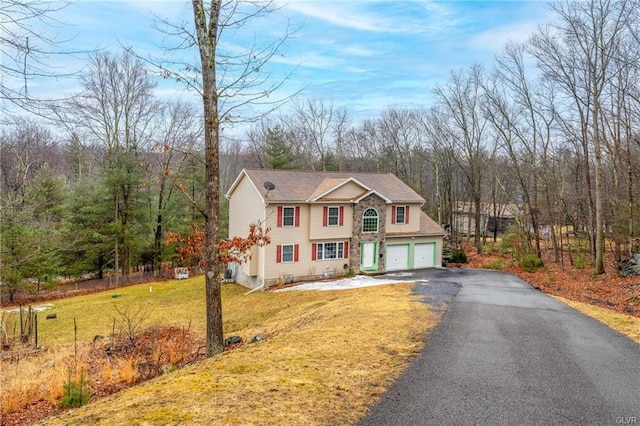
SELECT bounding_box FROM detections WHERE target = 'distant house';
[452,201,521,238]
[225,169,445,288]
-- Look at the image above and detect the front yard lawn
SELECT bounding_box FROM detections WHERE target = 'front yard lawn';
[2,277,437,425]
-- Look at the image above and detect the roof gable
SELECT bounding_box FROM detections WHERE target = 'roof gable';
[225,169,265,203]
[224,169,269,203]
[310,177,371,202]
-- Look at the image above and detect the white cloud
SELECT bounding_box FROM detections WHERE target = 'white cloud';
[340,45,377,57]
[283,3,377,32]
[283,2,407,33]
[467,21,541,52]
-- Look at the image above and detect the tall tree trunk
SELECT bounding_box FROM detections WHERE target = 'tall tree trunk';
[192,0,224,357]
[592,102,605,274]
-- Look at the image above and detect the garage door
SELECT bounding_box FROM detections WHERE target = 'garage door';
[414,243,436,268]
[386,244,409,271]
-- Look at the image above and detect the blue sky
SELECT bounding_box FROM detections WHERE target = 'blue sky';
[23,1,553,131]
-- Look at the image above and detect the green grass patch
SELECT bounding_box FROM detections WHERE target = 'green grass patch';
[479,259,507,270]
[520,253,544,272]
[30,277,209,346]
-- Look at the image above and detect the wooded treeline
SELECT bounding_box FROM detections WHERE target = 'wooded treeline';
[1,0,639,299]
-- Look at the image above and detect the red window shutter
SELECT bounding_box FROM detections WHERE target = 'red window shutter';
[405,205,410,224]
[339,206,344,226]
[276,245,282,263]
[294,244,299,262]
[312,243,317,260]
[277,206,283,227]
[295,206,300,227]
[323,206,328,226]
[344,241,349,259]
[392,206,397,224]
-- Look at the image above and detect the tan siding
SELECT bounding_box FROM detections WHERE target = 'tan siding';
[248,246,258,276]
[265,204,310,280]
[318,181,366,201]
[228,177,265,237]
[228,176,266,278]
[309,204,353,240]
[386,204,421,233]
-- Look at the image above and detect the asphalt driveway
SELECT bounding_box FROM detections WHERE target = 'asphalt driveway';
[359,268,640,425]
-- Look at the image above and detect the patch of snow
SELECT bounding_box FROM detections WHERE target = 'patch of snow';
[276,275,411,292]
[3,303,54,314]
[384,271,415,278]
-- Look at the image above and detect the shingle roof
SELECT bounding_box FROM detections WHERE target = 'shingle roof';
[386,211,446,237]
[229,169,426,204]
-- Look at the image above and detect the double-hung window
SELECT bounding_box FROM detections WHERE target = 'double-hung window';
[278,206,299,227]
[323,206,344,227]
[282,207,295,227]
[281,244,294,262]
[277,244,299,263]
[392,205,409,225]
[327,207,340,226]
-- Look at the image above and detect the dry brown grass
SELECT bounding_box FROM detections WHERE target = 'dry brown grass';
[553,296,640,344]
[1,348,93,421]
[41,283,436,425]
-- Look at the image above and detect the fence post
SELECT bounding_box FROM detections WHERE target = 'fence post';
[34,313,38,348]
[19,305,23,337]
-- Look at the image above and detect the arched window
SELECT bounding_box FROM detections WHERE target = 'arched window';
[362,208,379,233]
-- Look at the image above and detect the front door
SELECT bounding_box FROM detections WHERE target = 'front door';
[360,241,378,271]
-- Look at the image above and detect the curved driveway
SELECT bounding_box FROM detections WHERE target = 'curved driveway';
[359,269,639,425]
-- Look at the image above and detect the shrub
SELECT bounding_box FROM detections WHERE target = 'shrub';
[112,303,151,343]
[520,253,543,272]
[449,249,468,264]
[500,224,530,261]
[442,246,468,265]
[58,371,90,408]
[573,251,587,269]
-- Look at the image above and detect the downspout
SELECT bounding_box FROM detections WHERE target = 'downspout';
[244,282,265,295]
[246,198,269,296]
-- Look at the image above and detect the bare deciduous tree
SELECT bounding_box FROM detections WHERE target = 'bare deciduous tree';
[433,65,490,253]
[186,0,293,356]
[147,101,202,273]
[0,0,70,116]
[530,0,637,274]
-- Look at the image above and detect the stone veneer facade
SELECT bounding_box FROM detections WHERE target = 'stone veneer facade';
[350,193,387,273]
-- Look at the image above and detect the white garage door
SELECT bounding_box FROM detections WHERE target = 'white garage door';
[414,243,436,268]
[386,244,409,271]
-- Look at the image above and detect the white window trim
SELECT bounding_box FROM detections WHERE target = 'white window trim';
[327,206,340,227]
[281,243,295,263]
[282,206,295,227]
[362,208,379,233]
[316,241,345,260]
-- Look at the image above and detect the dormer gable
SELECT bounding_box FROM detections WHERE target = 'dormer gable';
[309,177,371,202]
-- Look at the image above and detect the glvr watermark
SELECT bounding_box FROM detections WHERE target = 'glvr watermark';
[616,417,637,424]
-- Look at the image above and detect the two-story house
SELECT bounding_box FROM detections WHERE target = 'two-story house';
[225,169,445,288]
